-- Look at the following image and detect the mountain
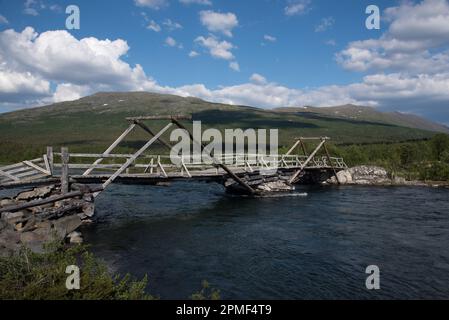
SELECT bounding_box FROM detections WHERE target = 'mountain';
[0,92,446,164]
[275,104,449,134]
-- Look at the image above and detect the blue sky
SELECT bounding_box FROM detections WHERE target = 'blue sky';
[1,0,449,125]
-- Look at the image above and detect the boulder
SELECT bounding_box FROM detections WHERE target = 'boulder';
[68,231,83,244]
[336,170,353,184]
[257,180,295,192]
[53,215,82,239]
[327,166,393,185]
[1,211,24,225]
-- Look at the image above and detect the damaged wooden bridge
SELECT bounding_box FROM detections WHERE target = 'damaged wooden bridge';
[0,116,348,195]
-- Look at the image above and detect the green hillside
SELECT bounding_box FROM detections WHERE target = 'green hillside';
[0,92,444,164]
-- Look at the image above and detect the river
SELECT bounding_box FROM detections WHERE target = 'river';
[79,182,449,299]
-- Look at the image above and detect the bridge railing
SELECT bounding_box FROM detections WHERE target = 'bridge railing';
[50,151,347,177]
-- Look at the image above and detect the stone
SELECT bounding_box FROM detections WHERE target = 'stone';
[52,215,82,239]
[257,180,295,192]
[0,198,14,207]
[68,231,83,244]
[336,170,353,184]
[15,185,54,201]
[20,231,49,253]
[1,211,24,223]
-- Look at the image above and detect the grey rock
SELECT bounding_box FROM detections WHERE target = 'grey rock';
[15,185,54,201]
[53,215,82,239]
[68,231,83,244]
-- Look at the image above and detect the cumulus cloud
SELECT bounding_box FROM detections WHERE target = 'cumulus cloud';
[263,34,277,42]
[147,20,161,32]
[250,73,267,85]
[229,61,240,72]
[3,0,449,124]
[163,19,183,31]
[189,50,199,58]
[315,17,334,32]
[134,0,167,10]
[0,27,160,105]
[0,69,50,103]
[284,0,311,16]
[23,0,39,16]
[337,0,449,74]
[195,36,235,60]
[199,10,238,37]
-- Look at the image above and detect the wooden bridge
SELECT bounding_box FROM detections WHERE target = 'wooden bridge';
[0,116,347,195]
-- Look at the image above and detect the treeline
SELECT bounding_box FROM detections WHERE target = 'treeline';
[329,133,449,181]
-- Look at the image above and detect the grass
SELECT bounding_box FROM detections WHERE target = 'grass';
[0,92,438,164]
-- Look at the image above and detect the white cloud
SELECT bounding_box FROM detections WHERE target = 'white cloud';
[3,2,449,125]
[199,10,238,37]
[195,36,235,60]
[147,20,161,32]
[180,0,212,5]
[325,39,336,46]
[23,0,39,16]
[165,36,177,47]
[337,0,449,74]
[263,34,277,42]
[284,0,311,16]
[0,14,9,24]
[134,0,167,10]
[250,73,267,85]
[163,19,183,31]
[0,69,50,102]
[229,61,240,72]
[189,50,199,58]
[0,27,160,106]
[52,83,91,103]
[315,17,334,32]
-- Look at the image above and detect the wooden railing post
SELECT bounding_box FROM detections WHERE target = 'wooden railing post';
[46,146,54,176]
[61,147,69,194]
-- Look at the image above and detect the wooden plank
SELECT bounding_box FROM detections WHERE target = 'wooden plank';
[61,147,69,194]
[323,143,340,185]
[55,153,133,158]
[134,120,173,150]
[100,122,174,191]
[46,146,54,175]
[43,154,51,175]
[83,123,136,176]
[285,140,301,156]
[0,162,28,171]
[0,186,104,214]
[2,165,35,175]
[171,118,256,195]
[289,139,326,184]
[0,169,19,181]
[22,160,51,175]
[294,137,331,140]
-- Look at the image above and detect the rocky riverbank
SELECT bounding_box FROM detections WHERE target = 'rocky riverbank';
[325,165,448,187]
[0,184,96,256]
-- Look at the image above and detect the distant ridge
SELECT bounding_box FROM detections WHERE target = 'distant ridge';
[0,92,447,164]
[275,104,449,134]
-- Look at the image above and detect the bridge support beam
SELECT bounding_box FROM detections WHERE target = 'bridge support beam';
[288,138,328,184]
[98,122,174,195]
[170,118,256,195]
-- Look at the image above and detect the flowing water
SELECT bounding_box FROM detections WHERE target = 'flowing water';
[78,182,449,299]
